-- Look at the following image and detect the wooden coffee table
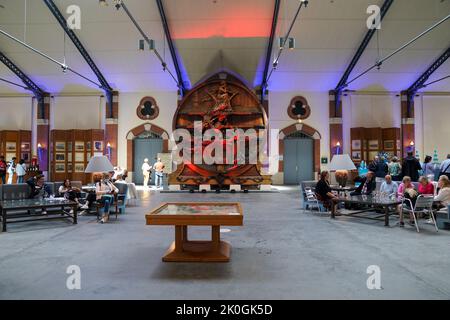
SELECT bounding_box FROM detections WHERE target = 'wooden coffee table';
[146,202,243,262]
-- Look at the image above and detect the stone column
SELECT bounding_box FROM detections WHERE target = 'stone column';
[104,91,119,166]
[401,91,415,157]
[329,90,343,158]
[36,93,51,177]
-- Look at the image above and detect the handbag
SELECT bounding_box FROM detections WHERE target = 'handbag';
[439,163,450,179]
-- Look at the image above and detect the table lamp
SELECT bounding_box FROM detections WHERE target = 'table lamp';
[85,155,114,174]
[329,154,357,187]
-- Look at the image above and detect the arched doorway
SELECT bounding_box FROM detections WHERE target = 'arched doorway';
[279,123,321,184]
[284,132,314,184]
[126,123,169,184]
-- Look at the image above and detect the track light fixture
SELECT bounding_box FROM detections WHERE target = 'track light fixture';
[279,37,296,50]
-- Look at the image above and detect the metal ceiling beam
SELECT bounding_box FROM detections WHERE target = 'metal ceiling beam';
[261,0,281,101]
[0,50,45,104]
[333,0,394,107]
[405,46,450,116]
[42,0,114,114]
[155,0,188,95]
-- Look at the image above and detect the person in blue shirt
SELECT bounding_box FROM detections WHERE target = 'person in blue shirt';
[440,154,450,180]
[380,175,398,195]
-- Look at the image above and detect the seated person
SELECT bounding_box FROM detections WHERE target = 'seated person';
[80,174,101,211]
[434,175,450,211]
[59,179,84,215]
[351,171,376,196]
[115,174,127,184]
[418,176,434,196]
[397,176,417,227]
[26,174,53,215]
[27,174,52,199]
[380,175,398,195]
[96,172,119,224]
[314,171,338,211]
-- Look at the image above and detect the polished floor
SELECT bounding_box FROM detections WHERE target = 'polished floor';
[0,187,450,300]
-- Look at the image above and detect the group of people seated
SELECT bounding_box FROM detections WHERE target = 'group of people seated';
[25,172,121,224]
[313,168,450,228]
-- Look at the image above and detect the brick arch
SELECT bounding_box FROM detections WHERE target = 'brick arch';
[278,123,322,176]
[126,123,170,172]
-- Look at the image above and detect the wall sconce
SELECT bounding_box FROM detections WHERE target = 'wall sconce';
[106,142,112,161]
[410,141,415,147]
[335,141,341,155]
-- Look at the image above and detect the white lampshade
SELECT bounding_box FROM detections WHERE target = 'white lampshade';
[328,154,357,171]
[85,156,114,173]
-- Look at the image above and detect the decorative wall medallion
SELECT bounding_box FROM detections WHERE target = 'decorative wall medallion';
[288,96,311,120]
[137,97,159,120]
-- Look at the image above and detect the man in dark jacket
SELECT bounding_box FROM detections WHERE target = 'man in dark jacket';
[401,152,422,182]
[27,175,53,199]
[368,156,388,179]
[351,171,376,196]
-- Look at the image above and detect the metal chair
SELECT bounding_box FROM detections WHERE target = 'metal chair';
[401,195,438,233]
[304,188,326,213]
[114,183,128,214]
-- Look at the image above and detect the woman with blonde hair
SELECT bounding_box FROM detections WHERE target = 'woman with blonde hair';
[434,175,450,209]
[96,172,119,224]
[397,176,417,227]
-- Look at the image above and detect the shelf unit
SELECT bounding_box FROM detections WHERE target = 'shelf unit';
[50,129,105,184]
[0,130,32,164]
[351,127,401,164]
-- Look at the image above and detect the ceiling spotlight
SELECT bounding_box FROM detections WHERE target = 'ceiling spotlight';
[139,39,155,51]
[149,39,155,51]
[61,64,68,73]
[279,37,295,50]
[273,61,278,69]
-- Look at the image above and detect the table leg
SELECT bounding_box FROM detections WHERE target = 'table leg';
[73,205,78,225]
[174,226,184,253]
[212,226,220,250]
[384,205,389,227]
[182,226,188,243]
[2,209,6,232]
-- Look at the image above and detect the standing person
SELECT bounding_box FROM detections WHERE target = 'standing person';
[439,154,450,180]
[153,158,165,189]
[0,156,7,184]
[141,158,151,189]
[16,159,27,183]
[401,152,422,182]
[422,155,435,181]
[6,157,17,184]
[388,156,402,181]
[96,172,119,224]
[369,156,388,181]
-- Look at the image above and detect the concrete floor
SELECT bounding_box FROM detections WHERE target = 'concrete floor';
[1,186,450,300]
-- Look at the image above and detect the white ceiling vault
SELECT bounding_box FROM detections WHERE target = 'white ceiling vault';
[0,0,449,95]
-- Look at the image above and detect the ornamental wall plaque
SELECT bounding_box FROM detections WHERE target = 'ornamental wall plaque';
[287,96,311,120]
[137,97,159,120]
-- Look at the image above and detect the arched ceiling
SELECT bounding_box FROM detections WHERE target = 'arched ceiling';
[0,0,449,95]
